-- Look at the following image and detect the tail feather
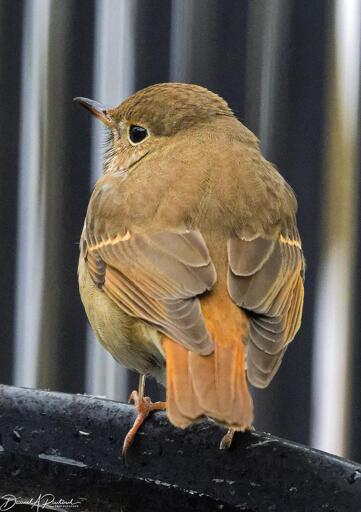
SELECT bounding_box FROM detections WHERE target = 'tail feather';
[163,290,254,430]
[189,343,238,420]
[230,343,254,427]
[189,349,219,414]
[164,338,204,427]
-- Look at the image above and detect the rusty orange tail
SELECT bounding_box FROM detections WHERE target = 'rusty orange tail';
[163,286,254,429]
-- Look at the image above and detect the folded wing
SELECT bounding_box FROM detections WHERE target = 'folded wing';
[82,228,217,355]
[227,227,305,387]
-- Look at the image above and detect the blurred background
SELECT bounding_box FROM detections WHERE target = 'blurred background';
[0,0,360,461]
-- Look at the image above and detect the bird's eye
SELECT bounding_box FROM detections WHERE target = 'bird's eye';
[129,125,148,144]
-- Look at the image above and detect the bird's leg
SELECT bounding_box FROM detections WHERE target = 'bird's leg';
[122,374,166,459]
[219,424,255,450]
[219,428,236,450]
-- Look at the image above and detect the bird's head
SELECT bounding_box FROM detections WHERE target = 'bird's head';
[74,82,234,174]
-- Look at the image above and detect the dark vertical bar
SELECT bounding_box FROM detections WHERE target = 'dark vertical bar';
[0,0,23,384]
[185,0,249,119]
[54,0,96,393]
[349,32,361,462]
[252,0,329,444]
[134,0,172,88]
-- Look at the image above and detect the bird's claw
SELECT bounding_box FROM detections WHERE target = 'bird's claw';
[219,424,255,450]
[219,428,236,450]
[122,392,166,460]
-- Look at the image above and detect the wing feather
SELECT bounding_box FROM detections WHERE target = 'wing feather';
[83,229,217,355]
[228,228,305,388]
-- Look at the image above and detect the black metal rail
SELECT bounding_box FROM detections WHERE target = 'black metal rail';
[0,385,360,511]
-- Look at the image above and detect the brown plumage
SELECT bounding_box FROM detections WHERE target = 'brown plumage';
[75,83,305,450]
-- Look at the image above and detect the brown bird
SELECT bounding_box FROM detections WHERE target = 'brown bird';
[75,83,305,456]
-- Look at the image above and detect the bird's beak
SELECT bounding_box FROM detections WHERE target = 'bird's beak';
[73,97,113,127]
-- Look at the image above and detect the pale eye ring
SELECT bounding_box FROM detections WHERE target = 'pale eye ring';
[128,124,148,144]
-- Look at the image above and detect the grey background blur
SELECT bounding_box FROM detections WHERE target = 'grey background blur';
[0,0,360,461]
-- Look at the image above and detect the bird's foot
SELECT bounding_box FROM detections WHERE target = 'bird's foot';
[122,390,166,459]
[219,425,254,450]
[219,428,236,450]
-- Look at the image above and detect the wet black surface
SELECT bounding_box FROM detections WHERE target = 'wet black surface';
[0,385,361,511]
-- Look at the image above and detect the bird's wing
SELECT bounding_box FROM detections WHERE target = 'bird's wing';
[227,225,305,388]
[82,228,217,355]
